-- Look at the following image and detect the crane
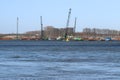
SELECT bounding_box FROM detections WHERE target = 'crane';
[40,16,44,40]
[74,17,77,33]
[65,8,72,41]
[16,17,19,40]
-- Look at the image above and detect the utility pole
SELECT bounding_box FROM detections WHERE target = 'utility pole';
[65,8,72,40]
[40,16,43,40]
[16,17,19,40]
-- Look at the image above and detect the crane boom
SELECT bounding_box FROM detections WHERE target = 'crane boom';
[65,8,72,40]
[74,17,77,33]
[16,17,19,40]
[40,16,43,40]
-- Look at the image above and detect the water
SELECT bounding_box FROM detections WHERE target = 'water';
[0,40,120,80]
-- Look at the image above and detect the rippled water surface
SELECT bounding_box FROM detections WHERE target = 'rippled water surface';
[0,40,120,80]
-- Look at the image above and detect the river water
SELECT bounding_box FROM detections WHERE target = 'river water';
[0,40,120,80]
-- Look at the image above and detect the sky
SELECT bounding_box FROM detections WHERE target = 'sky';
[0,0,120,33]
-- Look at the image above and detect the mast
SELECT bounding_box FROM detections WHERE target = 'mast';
[16,17,19,40]
[40,16,43,40]
[65,8,72,40]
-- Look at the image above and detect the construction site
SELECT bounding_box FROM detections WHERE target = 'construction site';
[0,8,120,41]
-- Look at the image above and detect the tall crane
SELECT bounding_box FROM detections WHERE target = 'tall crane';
[65,8,72,40]
[40,16,44,40]
[16,17,19,40]
[74,17,77,33]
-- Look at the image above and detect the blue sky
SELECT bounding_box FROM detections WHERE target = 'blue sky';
[0,0,120,33]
